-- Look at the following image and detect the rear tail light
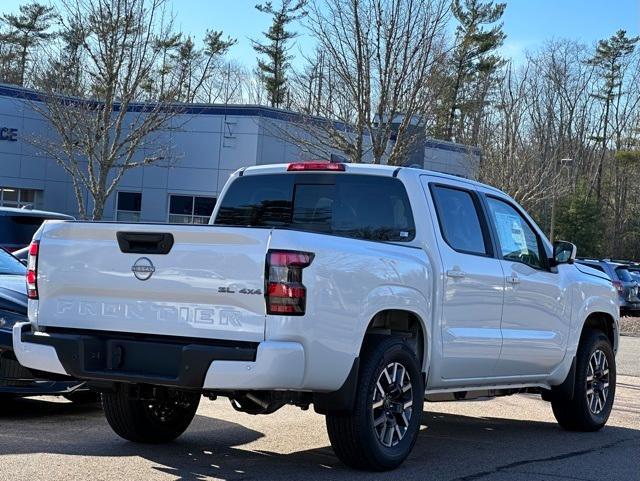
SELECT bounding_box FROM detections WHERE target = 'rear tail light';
[287,161,345,172]
[26,240,39,299]
[265,250,313,315]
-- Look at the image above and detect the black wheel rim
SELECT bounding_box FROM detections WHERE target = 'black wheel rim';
[586,349,610,415]
[371,361,413,447]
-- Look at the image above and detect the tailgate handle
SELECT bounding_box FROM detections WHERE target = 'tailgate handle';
[116,232,174,255]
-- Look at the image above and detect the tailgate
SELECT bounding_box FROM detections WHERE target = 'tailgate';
[34,222,271,342]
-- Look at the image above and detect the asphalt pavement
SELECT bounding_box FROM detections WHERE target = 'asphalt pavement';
[0,340,638,481]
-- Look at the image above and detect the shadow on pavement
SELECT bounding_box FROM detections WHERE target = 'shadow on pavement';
[0,395,102,419]
[0,396,639,481]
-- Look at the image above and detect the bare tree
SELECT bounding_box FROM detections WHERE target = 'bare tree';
[478,61,565,209]
[198,60,251,104]
[27,0,196,220]
[286,0,449,165]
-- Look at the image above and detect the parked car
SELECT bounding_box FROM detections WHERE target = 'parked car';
[13,162,618,471]
[0,207,74,252]
[621,263,640,285]
[575,258,640,314]
[628,269,640,284]
[0,247,91,402]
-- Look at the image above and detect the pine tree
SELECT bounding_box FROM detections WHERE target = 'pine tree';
[252,0,307,108]
[586,30,639,200]
[0,2,56,86]
[555,185,604,258]
[154,33,183,99]
[443,0,506,141]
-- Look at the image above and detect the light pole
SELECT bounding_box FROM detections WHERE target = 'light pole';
[550,158,573,243]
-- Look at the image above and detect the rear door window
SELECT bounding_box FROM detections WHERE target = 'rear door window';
[214,173,415,242]
[430,185,489,256]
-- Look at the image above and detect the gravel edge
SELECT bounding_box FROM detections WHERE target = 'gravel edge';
[620,316,640,337]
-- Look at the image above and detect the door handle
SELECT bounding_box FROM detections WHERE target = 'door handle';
[506,275,520,285]
[446,269,466,279]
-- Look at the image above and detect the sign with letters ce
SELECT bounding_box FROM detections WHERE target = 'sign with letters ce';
[0,127,17,141]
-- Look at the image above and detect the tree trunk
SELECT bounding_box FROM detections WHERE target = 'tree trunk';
[91,195,106,221]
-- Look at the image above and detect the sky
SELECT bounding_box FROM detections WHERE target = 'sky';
[1,0,639,67]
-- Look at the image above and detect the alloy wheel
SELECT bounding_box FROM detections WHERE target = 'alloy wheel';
[371,361,413,447]
[586,349,610,415]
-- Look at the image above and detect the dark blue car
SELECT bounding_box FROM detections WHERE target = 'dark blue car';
[0,247,93,401]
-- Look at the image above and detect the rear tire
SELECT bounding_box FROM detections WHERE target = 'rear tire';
[102,387,200,443]
[551,329,616,431]
[326,336,424,471]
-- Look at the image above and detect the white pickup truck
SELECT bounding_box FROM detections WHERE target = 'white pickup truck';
[14,162,619,471]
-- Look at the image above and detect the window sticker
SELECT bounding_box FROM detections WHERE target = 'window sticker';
[494,212,528,255]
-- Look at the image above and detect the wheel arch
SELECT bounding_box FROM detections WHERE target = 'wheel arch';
[314,308,429,416]
[361,308,429,375]
[580,311,617,351]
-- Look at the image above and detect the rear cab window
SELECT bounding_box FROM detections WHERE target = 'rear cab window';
[214,173,415,243]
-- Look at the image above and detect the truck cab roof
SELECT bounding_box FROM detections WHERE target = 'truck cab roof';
[240,162,506,197]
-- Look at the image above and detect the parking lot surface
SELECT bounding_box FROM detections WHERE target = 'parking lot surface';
[1,340,638,481]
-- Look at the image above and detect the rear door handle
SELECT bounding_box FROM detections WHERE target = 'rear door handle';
[446,269,466,279]
[506,275,520,285]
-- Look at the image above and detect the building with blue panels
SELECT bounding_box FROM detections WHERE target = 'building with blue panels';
[0,84,480,223]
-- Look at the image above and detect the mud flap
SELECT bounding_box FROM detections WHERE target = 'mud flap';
[542,356,576,402]
[313,358,359,414]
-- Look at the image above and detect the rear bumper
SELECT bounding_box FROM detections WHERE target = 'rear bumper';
[13,323,305,391]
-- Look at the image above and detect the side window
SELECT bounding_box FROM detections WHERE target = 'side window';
[431,185,488,256]
[486,197,543,269]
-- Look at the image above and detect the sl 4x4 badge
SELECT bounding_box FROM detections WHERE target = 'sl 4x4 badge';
[218,286,262,295]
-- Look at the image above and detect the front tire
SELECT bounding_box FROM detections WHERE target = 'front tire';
[102,387,200,443]
[326,337,424,471]
[551,329,616,431]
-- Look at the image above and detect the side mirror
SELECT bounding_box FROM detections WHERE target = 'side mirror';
[552,240,577,266]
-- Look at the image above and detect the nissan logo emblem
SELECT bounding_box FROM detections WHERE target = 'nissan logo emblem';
[131,257,155,281]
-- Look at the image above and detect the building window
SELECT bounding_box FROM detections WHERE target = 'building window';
[0,187,43,209]
[169,195,216,224]
[116,192,142,222]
